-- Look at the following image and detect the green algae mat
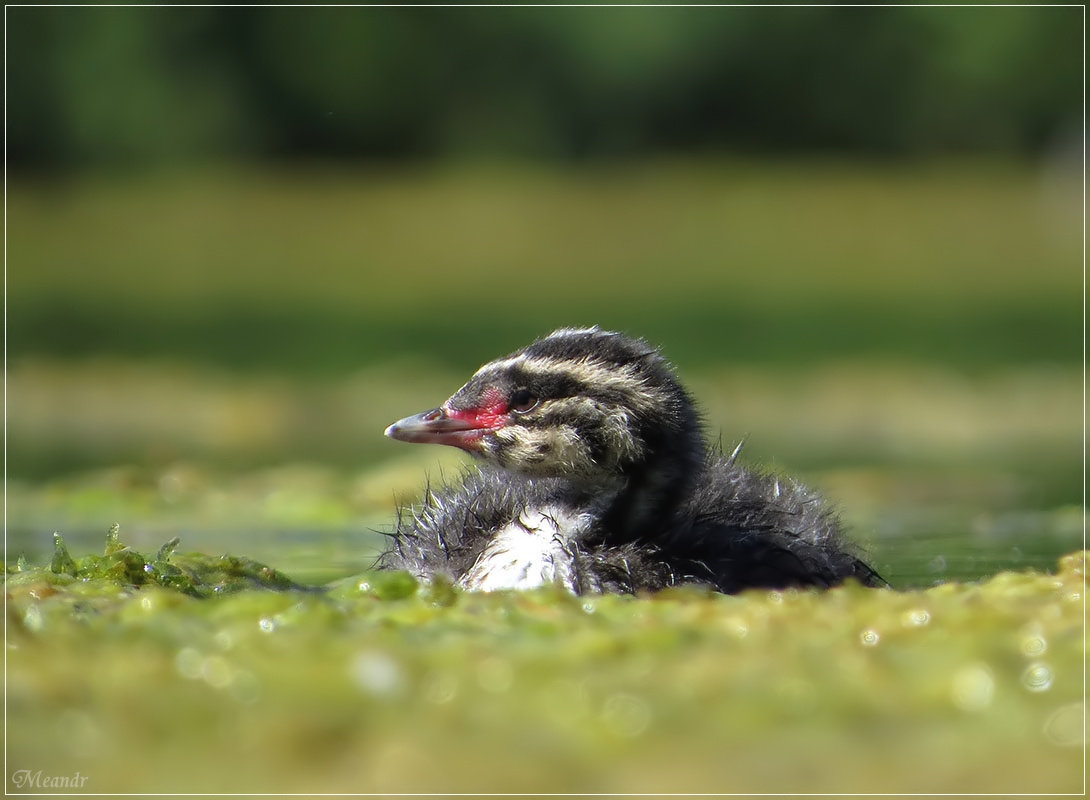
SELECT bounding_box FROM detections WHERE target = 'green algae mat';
[6,527,1084,795]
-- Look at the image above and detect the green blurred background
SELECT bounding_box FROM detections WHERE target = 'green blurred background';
[5,5,1084,585]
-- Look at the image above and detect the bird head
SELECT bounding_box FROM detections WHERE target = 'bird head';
[385,327,703,488]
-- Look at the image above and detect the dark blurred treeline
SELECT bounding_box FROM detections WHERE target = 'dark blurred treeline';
[7,5,1082,168]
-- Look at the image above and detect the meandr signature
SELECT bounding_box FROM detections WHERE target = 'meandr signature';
[10,769,89,789]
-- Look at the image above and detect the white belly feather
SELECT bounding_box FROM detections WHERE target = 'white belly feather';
[458,506,590,593]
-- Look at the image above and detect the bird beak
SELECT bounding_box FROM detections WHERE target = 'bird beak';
[384,406,496,452]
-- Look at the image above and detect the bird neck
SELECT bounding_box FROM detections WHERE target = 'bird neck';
[595,420,706,543]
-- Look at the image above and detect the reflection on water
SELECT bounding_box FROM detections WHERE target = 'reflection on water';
[871,518,1080,589]
[845,494,1081,589]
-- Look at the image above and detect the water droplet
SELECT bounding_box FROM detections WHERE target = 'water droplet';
[258,617,277,633]
[859,629,880,647]
[424,672,458,705]
[928,555,947,574]
[1020,634,1047,657]
[724,617,749,638]
[602,693,652,738]
[1043,701,1085,747]
[901,608,930,627]
[951,663,995,711]
[22,604,44,632]
[350,651,405,698]
[1021,662,1053,693]
[201,655,233,689]
[175,647,203,680]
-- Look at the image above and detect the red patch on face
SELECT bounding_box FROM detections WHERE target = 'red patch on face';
[446,385,510,433]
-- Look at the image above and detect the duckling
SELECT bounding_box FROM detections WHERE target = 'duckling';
[381,327,884,594]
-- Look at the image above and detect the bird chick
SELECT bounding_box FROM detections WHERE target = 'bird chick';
[383,327,884,594]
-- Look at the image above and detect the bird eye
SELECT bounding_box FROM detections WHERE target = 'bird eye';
[509,388,538,414]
